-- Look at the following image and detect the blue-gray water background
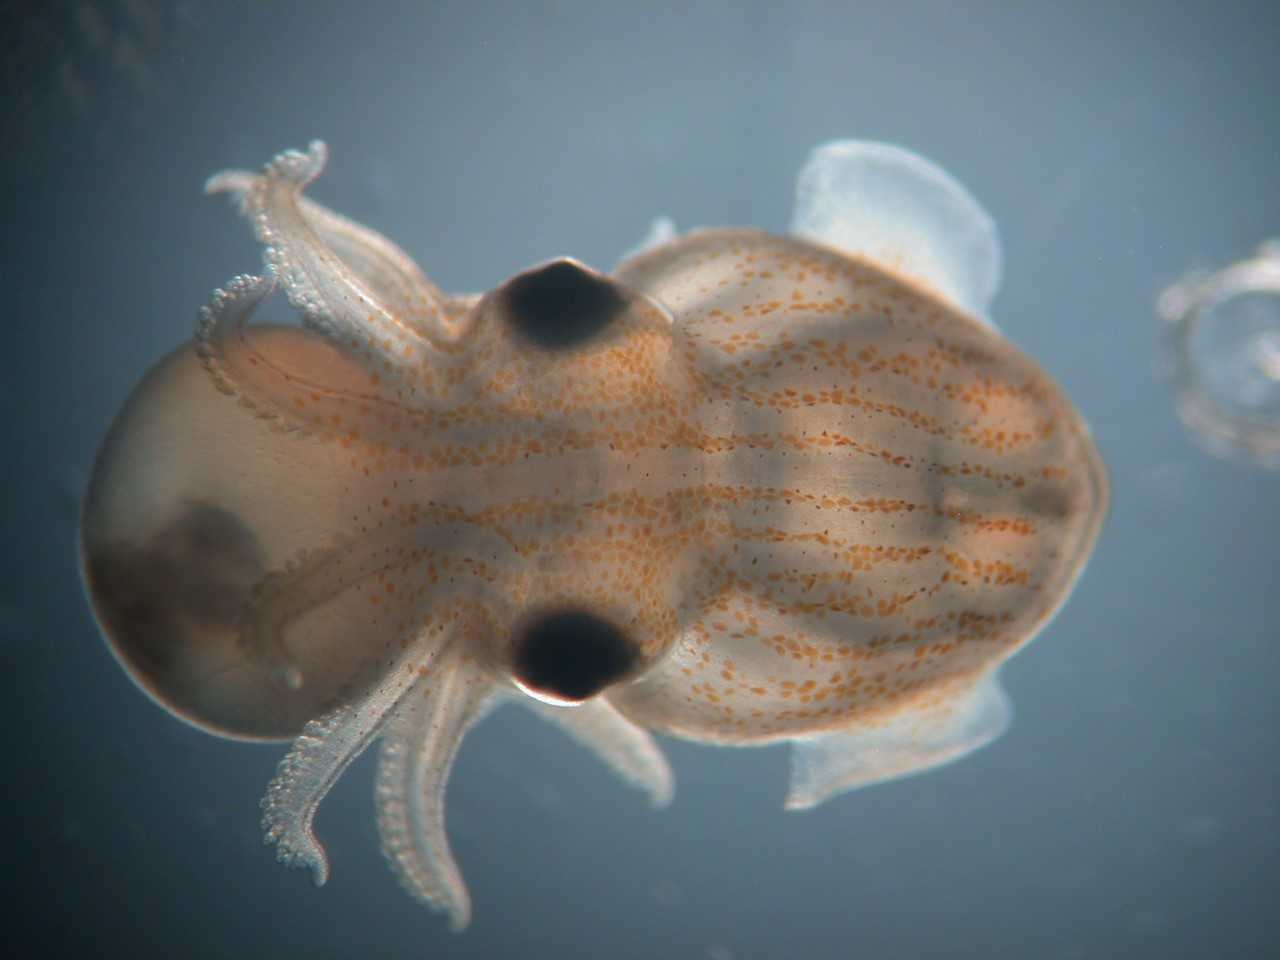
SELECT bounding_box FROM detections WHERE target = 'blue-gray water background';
[5,2,1279,957]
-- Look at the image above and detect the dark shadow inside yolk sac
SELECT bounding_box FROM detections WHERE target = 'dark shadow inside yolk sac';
[511,608,638,702]
[500,259,628,349]
[84,500,266,678]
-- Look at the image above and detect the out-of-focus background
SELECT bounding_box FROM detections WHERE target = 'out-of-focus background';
[5,2,1279,957]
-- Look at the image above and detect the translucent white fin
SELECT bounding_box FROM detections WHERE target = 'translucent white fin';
[785,670,1012,811]
[617,215,678,265]
[375,647,497,931]
[790,140,1002,324]
[529,696,674,807]
[259,649,426,884]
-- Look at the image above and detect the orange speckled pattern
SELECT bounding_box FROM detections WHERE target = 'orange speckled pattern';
[608,229,1105,744]
[79,140,1106,930]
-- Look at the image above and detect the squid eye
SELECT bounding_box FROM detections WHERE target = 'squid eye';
[510,607,638,703]
[498,258,628,349]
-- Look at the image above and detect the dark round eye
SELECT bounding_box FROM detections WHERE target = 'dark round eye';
[511,608,638,702]
[498,259,628,349]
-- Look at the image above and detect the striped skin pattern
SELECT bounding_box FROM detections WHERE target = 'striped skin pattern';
[79,141,1106,930]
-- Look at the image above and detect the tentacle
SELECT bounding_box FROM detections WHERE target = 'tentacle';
[375,639,499,930]
[236,532,374,691]
[236,508,519,691]
[255,517,521,909]
[195,271,381,440]
[207,160,464,347]
[260,645,428,885]
[193,274,293,427]
[529,697,674,807]
[206,142,461,377]
[193,273,478,458]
